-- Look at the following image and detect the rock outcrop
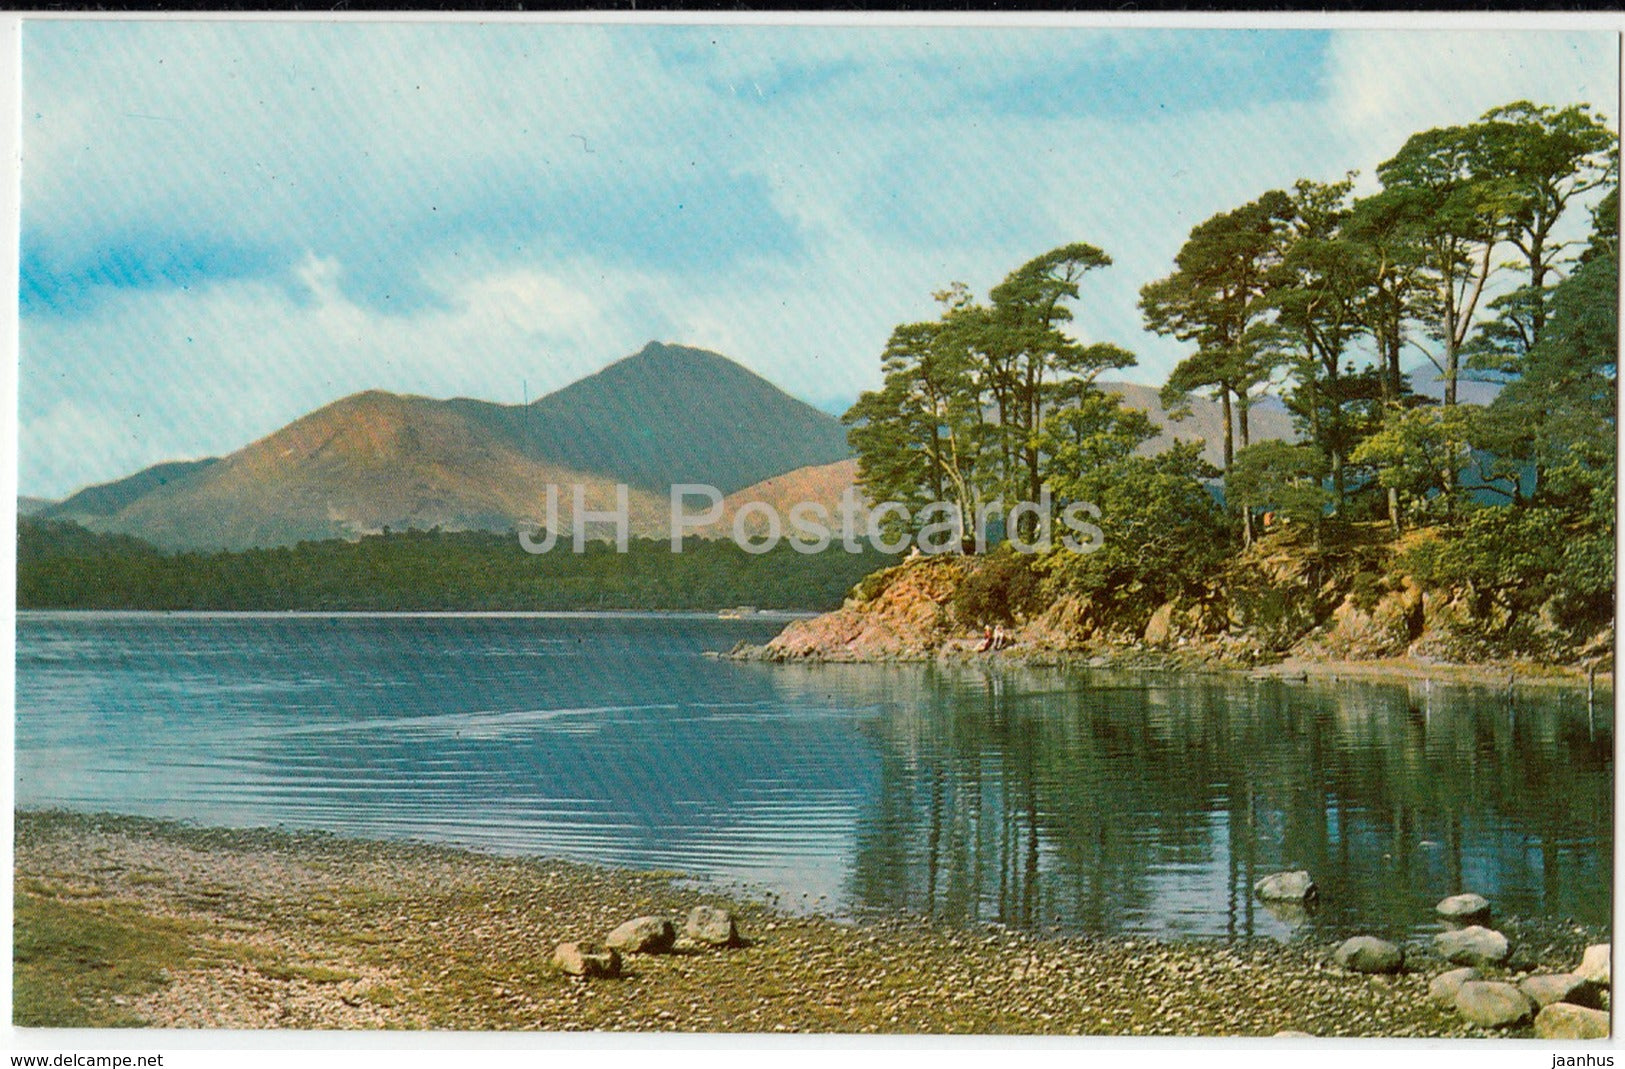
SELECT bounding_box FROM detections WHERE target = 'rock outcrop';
[737,525,1613,669]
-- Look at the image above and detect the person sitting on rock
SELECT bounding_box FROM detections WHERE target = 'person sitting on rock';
[976,625,994,652]
[992,624,1008,651]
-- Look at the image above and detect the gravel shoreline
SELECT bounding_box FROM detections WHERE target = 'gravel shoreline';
[13,810,1608,1036]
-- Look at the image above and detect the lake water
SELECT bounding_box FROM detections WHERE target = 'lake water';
[15,611,1612,942]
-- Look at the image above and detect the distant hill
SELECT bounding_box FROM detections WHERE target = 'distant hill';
[43,342,854,551]
[450,342,852,495]
[707,458,864,539]
[17,496,57,517]
[1407,365,1504,406]
[42,458,218,519]
[1102,382,1297,468]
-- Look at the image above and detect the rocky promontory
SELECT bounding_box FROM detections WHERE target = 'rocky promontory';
[733,524,1613,681]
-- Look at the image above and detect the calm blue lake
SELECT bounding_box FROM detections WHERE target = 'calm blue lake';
[15,611,1612,941]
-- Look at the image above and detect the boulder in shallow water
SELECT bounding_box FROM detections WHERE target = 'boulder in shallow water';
[1578,944,1611,987]
[1254,870,1316,902]
[1435,925,1510,967]
[1434,893,1491,927]
[1534,1002,1610,1040]
[1454,981,1534,1029]
[685,905,741,947]
[553,941,621,978]
[605,916,677,954]
[1519,973,1602,1009]
[1260,898,1315,927]
[1429,967,1480,1007]
[1334,935,1404,974]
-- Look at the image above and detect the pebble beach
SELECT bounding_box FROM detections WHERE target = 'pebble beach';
[13,810,1608,1036]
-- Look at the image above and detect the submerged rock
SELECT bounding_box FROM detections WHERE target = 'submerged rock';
[1519,973,1602,1010]
[1260,898,1315,927]
[1454,981,1535,1029]
[1534,1002,1611,1040]
[1434,893,1491,927]
[1435,925,1510,967]
[685,905,741,947]
[1255,870,1317,902]
[553,941,621,978]
[1578,944,1611,987]
[1428,967,1480,1007]
[1334,936,1403,975]
[605,915,677,954]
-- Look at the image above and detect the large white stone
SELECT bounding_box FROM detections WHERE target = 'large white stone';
[1435,925,1510,967]
[1534,1002,1610,1040]
[1455,981,1535,1029]
[1334,935,1403,974]
[1434,892,1491,926]
[1254,870,1316,901]
[1578,943,1611,987]
[1429,967,1480,1007]
[1519,973,1602,1009]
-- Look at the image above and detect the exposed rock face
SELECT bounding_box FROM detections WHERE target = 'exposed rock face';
[1254,871,1317,902]
[1434,893,1491,927]
[1143,602,1176,647]
[1534,1002,1611,1040]
[685,905,741,947]
[743,525,1611,667]
[1578,943,1611,987]
[1519,973,1602,1010]
[1333,936,1403,975]
[553,941,621,978]
[1429,967,1481,1007]
[1454,981,1535,1029]
[1303,579,1423,660]
[605,916,677,954]
[1435,926,1511,967]
[763,558,968,660]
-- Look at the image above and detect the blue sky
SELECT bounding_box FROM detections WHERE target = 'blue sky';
[17,20,1619,499]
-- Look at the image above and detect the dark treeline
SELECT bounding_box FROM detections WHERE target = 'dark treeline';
[847,99,1617,639]
[17,519,893,612]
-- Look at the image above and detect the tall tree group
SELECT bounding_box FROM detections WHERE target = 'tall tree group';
[845,98,1615,637]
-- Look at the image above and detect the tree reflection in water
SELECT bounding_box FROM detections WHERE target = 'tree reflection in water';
[769,665,1612,941]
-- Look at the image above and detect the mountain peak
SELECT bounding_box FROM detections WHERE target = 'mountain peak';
[42,340,854,550]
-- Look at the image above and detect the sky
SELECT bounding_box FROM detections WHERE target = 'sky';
[16,18,1620,500]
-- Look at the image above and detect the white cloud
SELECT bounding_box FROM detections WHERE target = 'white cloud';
[18,22,1621,499]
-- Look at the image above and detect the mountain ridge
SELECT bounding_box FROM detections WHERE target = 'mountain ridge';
[52,341,1467,553]
[42,342,854,551]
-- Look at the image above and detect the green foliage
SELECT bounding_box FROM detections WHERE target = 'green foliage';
[1037,389,1158,493]
[845,243,1133,541]
[17,520,892,612]
[1226,440,1331,528]
[1350,404,1479,518]
[1140,189,1295,466]
[1403,503,1611,631]
[950,548,1043,627]
[1044,442,1231,612]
